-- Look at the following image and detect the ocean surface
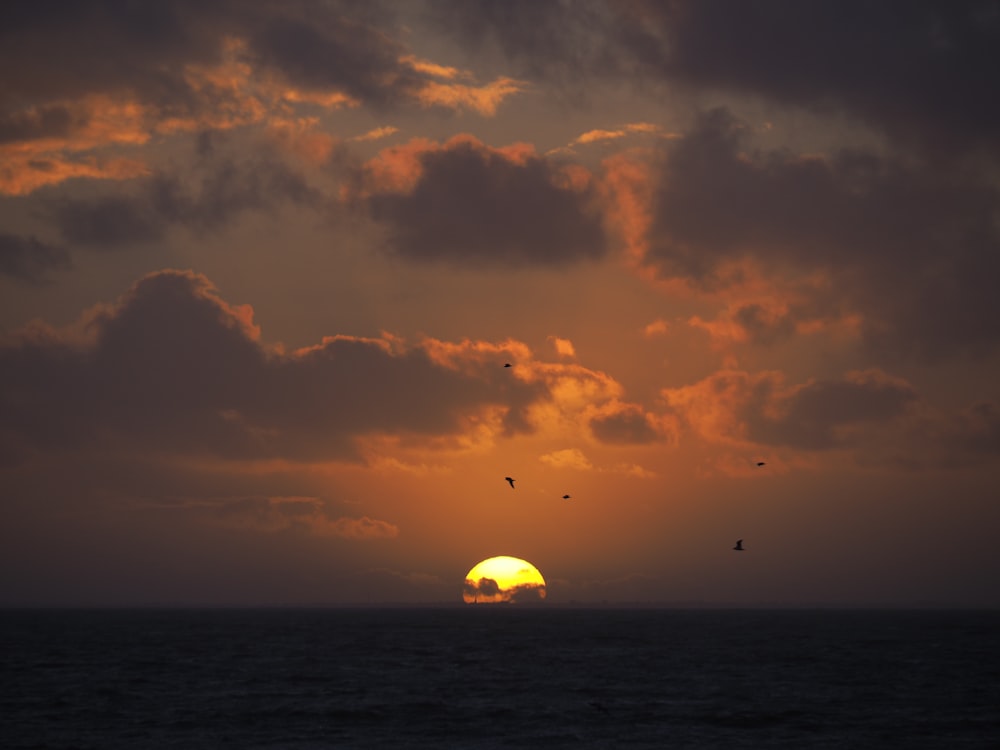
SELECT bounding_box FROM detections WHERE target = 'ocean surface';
[3,607,998,749]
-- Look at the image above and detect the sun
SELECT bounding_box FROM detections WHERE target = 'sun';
[462,556,547,604]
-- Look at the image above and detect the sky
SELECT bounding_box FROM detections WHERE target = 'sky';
[2,0,999,607]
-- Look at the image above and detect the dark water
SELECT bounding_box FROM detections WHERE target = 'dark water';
[3,608,999,749]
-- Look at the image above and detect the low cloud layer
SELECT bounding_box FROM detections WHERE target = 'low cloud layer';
[0,269,549,464]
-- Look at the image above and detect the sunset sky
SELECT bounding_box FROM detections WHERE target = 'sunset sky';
[2,0,999,606]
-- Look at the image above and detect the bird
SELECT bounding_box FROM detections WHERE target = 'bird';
[562,494,571,500]
[733,539,744,551]
[503,363,512,368]
[505,476,516,488]
[755,461,766,467]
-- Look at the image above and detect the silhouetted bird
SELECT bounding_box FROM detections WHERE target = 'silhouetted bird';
[733,539,744,551]
[503,363,512,368]
[562,494,571,499]
[756,461,766,467]
[505,476,516,488]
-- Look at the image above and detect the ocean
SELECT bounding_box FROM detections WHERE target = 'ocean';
[3,607,998,748]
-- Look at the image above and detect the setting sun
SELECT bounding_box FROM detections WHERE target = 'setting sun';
[463,556,546,604]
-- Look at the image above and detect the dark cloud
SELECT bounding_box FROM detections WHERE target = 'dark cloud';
[730,304,799,346]
[0,232,70,282]
[508,582,546,602]
[463,576,503,603]
[49,155,323,248]
[420,0,619,90]
[667,369,919,451]
[0,0,441,131]
[362,139,607,267]
[246,9,420,107]
[428,0,1000,159]
[749,373,919,450]
[589,404,663,445]
[643,108,1000,359]
[0,104,77,145]
[0,270,546,463]
[0,0,233,112]
[639,0,1000,160]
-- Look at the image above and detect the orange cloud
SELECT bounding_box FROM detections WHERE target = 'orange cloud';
[265,117,339,163]
[399,55,466,81]
[642,318,670,337]
[420,336,532,373]
[0,30,521,196]
[549,336,576,358]
[663,367,919,451]
[539,448,594,471]
[413,76,526,116]
[350,126,400,142]
[601,151,658,271]
[0,155,150,196]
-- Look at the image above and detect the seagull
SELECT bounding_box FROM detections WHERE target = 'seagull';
[562,494,571,500]
[755,461,766,467]
[505,476,516,488]
[733,539,744,551]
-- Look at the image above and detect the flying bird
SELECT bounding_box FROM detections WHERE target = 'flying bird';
[756,461,766,467]
[733,539,744,551]
[503,363,512,368]
[562,494,571,500]
[505,477,516,488]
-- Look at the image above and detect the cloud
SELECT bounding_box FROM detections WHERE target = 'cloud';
[351,135,608,267]
[664,367,919,451]
[0,232,70,283]
[429,1,1000,159]
[350,125,399,142]
[461,575,545,603]
[199,495,396,539]
[632,1,1000,160]
[626,107,1000,360]
[0,269,562,465]
[642,319,669,338]
[549,123,676,155]
[312,515,399,540]
[47,152,323,248]
[0,2,524,194]
[539,448,593,471]
[687,295,863,349]
[548,336,576,358]
[588,401,673,445]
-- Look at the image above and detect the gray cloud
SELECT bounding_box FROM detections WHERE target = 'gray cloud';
[361,139,607,267]
[637,0,1000,160]
[0,269,545,464]
[643,108,1000,359]
[748,374,919,450]
[589,404,663,445]
[428,0,1000,159]
[0,104,77,145]
[49,154,323,248]
[0,232,70,283]
[246,8,419,107]
[0,0,456,137]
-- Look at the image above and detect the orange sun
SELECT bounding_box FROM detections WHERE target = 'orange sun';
[462,556,547,604]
